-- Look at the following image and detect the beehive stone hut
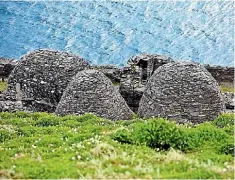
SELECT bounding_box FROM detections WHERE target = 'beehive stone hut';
[138,62,224,123]
[55,70,134,120]
[3,49,90,112]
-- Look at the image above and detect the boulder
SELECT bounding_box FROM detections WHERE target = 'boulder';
[138,62,224,124]
[55,70,134,120]
[3,49,90,112]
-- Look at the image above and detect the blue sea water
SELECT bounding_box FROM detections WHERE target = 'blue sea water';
[0,1,234,67]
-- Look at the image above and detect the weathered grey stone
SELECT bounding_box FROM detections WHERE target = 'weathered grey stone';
[138,62,224,123]
[120,54,173,112]
[55,70,133,120]
[92,65,122,83]
[0,57,17,81]
[205,65,234,83]
[0,100,24,112]
[222,92,234,110]
[3,49,90,112]
[127,54,174,81]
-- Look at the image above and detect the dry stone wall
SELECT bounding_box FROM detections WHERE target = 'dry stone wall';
[0,58,17,81]
[55,70,133,120]
[205,65,234,83]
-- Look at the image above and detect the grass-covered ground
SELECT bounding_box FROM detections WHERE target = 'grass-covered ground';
[220,82,234,93]
[0,112,234,179]
[0,81,7,92]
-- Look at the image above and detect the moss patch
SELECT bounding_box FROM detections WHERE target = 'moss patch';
[0,81,7,92]
[112,82,120,86]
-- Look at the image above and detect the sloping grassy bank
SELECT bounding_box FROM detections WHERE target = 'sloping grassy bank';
[0,112,234,179]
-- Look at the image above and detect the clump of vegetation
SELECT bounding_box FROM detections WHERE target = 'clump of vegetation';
[112,114,234,154]
[0,81,7,92]
[0,112,234,179]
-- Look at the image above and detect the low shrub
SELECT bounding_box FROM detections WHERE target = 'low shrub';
[112,117,234,153]
[131,119,183,150]
[112,128,132,144]
[212,113,234,128]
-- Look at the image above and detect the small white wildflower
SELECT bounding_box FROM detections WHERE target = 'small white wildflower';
[32,145,37,149]
[71,157,75,161]
[52,149,55,152]
[64,148,67,152]
[77,155,81,160]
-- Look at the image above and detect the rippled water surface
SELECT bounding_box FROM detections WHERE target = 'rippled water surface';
[0,1,234,66]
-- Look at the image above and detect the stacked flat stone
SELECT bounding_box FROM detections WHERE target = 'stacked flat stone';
[120,54,173,112]
[138,62,224,123]
[222,92,234,110]
[92,65,122,83]
[127,54,173,79]
[55,70,133,120]
[4,49,90,112]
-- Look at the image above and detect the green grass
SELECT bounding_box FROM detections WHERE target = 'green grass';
[112,82,120,86]
[220,82,234,93]
[0,112,234,179]
[0,81,7,92]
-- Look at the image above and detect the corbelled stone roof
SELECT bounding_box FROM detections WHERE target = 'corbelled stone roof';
[4,49,90,112]
[55,70,134,120]
[138,62,224,123]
